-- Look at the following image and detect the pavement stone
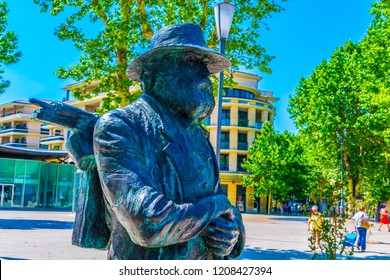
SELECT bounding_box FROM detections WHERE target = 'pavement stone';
[0,210,389,260]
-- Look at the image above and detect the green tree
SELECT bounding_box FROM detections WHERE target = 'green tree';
[353,1,390,208]
[289,40,369,212]
[241,121,308,211]
[0,1,21,95]
[33,0,287,111]
[288,1,390,212]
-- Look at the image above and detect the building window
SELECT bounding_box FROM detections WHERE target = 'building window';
[55,130,62,136]
[224,88,254,100]
[220,184,228,196]
[40,128,50,135]
[221,109,230,126]
[256,111,263,129]
[221,131,230,149]
[236,185,246,212]
[220,154,229,171]
[237,155,247,172]
[238,110,248,127]
[238,133,248,150]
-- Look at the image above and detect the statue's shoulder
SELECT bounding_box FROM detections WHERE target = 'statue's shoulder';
[95,95,159,132]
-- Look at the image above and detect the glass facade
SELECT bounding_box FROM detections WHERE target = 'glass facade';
[221,131,230,149]
[221,109,230,126]
[0,158,76,210]
[237,155,247,172]
[220,154,229,171]
[224,88,254,100]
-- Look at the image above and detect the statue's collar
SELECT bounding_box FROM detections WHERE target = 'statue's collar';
[142,93,197,129]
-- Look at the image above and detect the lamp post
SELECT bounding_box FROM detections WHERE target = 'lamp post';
[336,129,347,215]
[214,2,235,168]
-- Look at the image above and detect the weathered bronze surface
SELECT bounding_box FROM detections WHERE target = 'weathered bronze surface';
[30,98,109,249]
[32,23,245,260]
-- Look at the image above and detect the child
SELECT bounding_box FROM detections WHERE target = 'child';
[308,205,323,248]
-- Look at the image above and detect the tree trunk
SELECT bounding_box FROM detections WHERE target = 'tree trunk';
[267,194,272,215]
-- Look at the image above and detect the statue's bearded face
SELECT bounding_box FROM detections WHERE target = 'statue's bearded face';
[147,51,215,122]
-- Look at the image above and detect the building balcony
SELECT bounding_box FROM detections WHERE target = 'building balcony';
[0,113,32,122]
[238,143,248,150]
[40,128,50,135]
[1,142,42,149]
[208,122,262,132]
[237,166,247,172]
[221,119,230,126]
[40,136,65,144]
[238,119,248,127]
[255,122,263,129]
[0,127,29,135]
[220,141,230,149]
[1,142,27,148]
[221,97,276,111]
[220,164,229,171]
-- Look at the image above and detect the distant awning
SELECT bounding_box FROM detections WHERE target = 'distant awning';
[0,145,69,162]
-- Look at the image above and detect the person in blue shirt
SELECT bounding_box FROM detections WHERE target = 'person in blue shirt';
[352,205,369,252]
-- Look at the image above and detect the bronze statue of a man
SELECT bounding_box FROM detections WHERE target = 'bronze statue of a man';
[75,23,245,260]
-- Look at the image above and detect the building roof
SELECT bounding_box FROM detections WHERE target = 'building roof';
[0,99,58,109]
[0,145,69,162]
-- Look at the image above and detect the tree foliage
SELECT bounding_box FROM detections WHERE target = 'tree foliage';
[356,2,390,202]
[33,0,287,111]
[0,1,21,95]
[288,1,390,210]
[241,121,308,202]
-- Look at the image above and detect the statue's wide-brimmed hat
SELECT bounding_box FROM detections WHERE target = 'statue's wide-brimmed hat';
[126,23,231,82]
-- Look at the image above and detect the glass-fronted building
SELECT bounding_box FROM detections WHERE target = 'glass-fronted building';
[0,158,76,210]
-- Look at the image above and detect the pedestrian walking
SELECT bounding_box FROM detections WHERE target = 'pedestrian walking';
[288,201,293,215]
[352,205,370,252]
[308,205,323,248]
[378,204,390,232]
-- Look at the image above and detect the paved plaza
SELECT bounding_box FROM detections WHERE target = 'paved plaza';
[0,210,389,260]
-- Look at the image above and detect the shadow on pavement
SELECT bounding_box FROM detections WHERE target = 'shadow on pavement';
[239,246,390,260]
[0,219,74,230]
[352,252,390,260]
[376,241,390,245]
[268,216,308,222]
[238,246,312,260]
[0,256,29,260]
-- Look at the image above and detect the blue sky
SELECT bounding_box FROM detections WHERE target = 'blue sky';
[1,0,377,133]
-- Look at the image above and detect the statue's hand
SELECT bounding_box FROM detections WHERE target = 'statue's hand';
[66,131,96,170]
[212,194,235,219]
[204,214,240,257]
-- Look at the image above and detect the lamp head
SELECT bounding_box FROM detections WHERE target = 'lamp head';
[214,2,235,40]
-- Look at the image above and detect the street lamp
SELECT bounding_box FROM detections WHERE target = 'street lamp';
[336,129,347,215]
[214,2,235,168]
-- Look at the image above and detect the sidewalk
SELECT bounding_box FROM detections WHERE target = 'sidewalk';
[0,210,389,260]
[240,214,390,260]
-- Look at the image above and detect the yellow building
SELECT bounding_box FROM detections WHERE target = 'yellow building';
[0,100,50,150]
[207,71,278,213]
